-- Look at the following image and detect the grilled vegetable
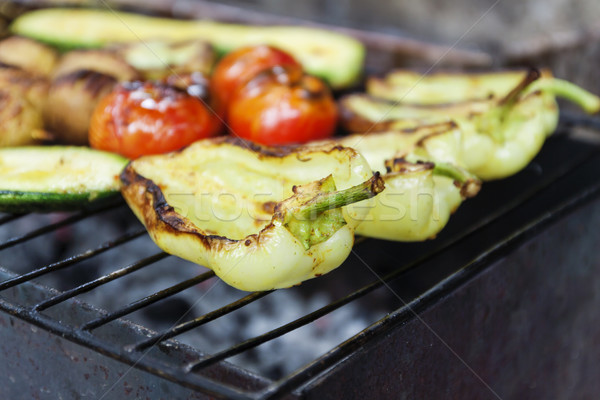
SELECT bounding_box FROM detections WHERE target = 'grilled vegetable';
[316,122,480,241]
[339,89,557,180]
[0,66,49,147]
[358,158,478,241]
[0,146,127,212]
[366,69,530,104]
[211,45,302,112]
[44,71,119,145]
[11,8,365,89]
[340,70,562,135]
[340,69,600,180]
[367,68,600,114]
[120,137,383,291]
[44,49,140,145]
[110,39,215,81]
[89,80,222,159]
[228,67,338,145]
[0,35,58,77]
[340,94,483,133]
[50,49,139,81]
[335,121,458,172]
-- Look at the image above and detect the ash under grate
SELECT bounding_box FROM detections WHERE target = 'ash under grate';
[0,206,393,380]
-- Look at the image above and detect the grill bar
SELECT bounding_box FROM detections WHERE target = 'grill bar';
[0,201,124,251]
[0,228,146,291]
[131,290,273,351]
[81,270,216,331]
[0,213,25,226]
[185,274,389,372]
[559,110,600,131]
[32,251,169,312]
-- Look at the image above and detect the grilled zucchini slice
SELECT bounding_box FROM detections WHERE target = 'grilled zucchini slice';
[10,8,365,89]
[0,146,127,212]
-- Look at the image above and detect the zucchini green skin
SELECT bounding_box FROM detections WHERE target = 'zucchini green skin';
[0,146,128,213]
[0,190,120,213]
[10,8,365,89]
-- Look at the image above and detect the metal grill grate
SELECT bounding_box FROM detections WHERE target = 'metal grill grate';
[1,114,600,399]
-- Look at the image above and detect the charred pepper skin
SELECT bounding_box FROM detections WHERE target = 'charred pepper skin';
[120,137,383,291]
[340,68,600,181]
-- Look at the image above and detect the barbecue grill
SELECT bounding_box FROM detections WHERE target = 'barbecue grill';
[2,1,600,399]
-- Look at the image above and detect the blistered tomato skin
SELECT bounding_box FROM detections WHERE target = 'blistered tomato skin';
[227,73,338,146]
[211,45,302,111]
[89,81,221,159]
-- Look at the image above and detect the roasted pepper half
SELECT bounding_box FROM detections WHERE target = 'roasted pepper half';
[120,137,383,291]
[340,68,600,180]
[315,122,480,241]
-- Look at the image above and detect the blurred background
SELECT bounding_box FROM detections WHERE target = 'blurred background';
[3,0,600,90]
[135,0,596,122]
[203,0,600,92]
[211,0,599,48]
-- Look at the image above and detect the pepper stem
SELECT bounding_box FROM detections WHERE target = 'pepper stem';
[484,69,542,142]
[498,68,541,108]
[400,154,481,199]
[525,78,600,114]
[281,174,384,249]
[296,173,384,219]
[432,161,481,199]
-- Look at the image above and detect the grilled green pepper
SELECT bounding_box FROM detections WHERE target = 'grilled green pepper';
[367,69,531,104]
[367,68,600,114]
[11,8,365,89]
[340,69,600,180]
[120,137,383,291]
[315,122,480,241]
[357,158,478,241]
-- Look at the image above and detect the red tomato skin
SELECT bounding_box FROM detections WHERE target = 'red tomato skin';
[211,45,302,111]
[89,81,222,159]
[227,75,338,146]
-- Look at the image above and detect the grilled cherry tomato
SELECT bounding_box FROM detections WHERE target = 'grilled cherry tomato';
[227,69,338,145]
[211,45,302,111]
[89,80,221,159]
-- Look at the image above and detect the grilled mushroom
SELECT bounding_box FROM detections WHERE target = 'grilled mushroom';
[0,35,58,77]
[43,49,140,145]
[0,65,49,147]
